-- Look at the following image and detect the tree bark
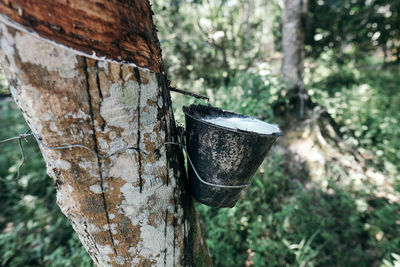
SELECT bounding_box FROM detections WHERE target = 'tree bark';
[282,0,307,89]
[282,0,308,117]
[0,0,163,73]
[0,1,211,266]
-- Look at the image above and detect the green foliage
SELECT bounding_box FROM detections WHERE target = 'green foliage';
[0,69,9,95]
[171,67,287,126]
[211,70,286,121]
[154,0,280,90]
[197,151,400,266]
[309,59,400,179]
[305,0,400,62]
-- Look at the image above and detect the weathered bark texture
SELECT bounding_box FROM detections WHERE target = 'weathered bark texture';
[281,0,307,90]
[0,0,163,73]
[0,1,211,266]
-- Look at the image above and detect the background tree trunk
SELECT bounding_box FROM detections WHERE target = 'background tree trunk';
[282,0,308,117]
[0,1,211,266]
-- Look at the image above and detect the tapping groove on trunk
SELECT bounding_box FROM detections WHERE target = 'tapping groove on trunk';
[133,67,143,193]
[95,67,106,132]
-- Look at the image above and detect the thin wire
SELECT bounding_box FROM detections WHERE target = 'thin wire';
[182,144,251,189]
[0,132,171,161]
[178,129,251,189]
[0,134,32,144]
[0,130,251,189]
[0,131,179,181]
[0,131,30,182]
[32,132,145,158]
[16,137,24,179]
[0,131,147,182]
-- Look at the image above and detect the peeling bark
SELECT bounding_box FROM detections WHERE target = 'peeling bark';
[0,0,164,73]
[0,1,211,266]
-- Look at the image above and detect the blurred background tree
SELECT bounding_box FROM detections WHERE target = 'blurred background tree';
[0,0,399,266]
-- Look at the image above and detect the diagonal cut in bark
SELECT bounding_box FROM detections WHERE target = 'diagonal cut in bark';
[0,0,164,73]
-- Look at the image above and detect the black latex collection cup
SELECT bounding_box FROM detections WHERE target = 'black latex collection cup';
[183,104,282,208]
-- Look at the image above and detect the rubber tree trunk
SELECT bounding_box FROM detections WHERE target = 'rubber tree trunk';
[282,0,308,117]
[0,1,211,266]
